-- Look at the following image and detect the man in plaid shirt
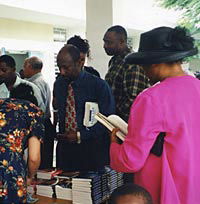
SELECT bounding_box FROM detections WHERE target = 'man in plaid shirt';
[103,25,150,122]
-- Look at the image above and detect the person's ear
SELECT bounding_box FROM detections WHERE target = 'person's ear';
[77,58,83,67]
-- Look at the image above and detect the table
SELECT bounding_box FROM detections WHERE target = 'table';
[33,195,72,204]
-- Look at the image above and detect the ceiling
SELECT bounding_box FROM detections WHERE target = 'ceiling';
[0,3,85,28]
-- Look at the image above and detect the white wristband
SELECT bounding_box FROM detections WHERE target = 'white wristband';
[52,109,58,113]
[77,131,81,144]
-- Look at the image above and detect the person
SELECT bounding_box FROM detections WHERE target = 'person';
[53,44,115,171]
[103,25,149,122]
[110,26,200,204]
[10,83,38,105]
[109,183,153,204]
[67,35,100,77]
[23,56,54,169]
[0,55,45,112]
[23,56,51,119]
[0,88,44,203]
[53,35,101,129]
[19,69,25,79]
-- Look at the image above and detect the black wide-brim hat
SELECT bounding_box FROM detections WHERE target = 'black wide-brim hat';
[125,26,198,65]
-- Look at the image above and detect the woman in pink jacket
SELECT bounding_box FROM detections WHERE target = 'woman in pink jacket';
[110,26,200,204]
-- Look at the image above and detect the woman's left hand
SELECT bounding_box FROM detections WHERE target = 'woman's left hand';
[111,128,121,144]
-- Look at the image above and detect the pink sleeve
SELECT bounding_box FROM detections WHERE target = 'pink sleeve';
[110,93,164,172]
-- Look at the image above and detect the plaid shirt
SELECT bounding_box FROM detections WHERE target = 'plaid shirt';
[105,52,150,122]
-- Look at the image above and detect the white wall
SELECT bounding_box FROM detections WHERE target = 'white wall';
[0,18,55,92]
[86,0,113,78]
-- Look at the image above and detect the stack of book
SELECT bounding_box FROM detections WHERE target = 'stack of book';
[36,178,58,198]
[35,167,124,202]
[72,172,103,204]
[105,166,124,195]
[55,178,72,200]
[71,168,124,204]
[36,169,80,201]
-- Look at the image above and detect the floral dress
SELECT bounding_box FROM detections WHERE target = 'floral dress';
[0,98,44,203]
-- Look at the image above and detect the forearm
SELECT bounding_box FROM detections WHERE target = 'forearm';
[28,136,41,179]
[28,156,40,179]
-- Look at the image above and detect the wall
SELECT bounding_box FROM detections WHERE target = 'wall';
[86,0,113,78]
[0,18,55,92]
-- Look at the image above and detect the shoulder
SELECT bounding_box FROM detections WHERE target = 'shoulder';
[82,71,110,89]
[53,76,68,91]
[137,80,168,101]
[84,66,100,78]
[19,78,40,90]
[2,98,42,113]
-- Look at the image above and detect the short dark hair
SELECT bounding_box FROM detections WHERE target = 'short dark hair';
[58,44,81,63]
[0,55,16,69]
[109,183,153,204]
[28,57,43,70]
[10,83,38,106]
[67,35,90,57]
[107,25,128,41]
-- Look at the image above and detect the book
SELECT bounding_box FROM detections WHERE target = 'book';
[54,171,80,179]
[37,169,63,180]
[95,113,128,141]
[83,102,99,127]
[55,178,72,200]
[36,178,58,198]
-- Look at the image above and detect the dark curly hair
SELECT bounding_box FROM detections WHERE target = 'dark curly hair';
[10,83,38,106]
[67,35,90,58]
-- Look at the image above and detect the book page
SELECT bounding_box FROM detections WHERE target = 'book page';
[107,115,128,135]
[95,113,126,141]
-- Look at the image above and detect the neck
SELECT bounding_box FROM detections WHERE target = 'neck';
[6,74,17,90]
[159,63,186,81]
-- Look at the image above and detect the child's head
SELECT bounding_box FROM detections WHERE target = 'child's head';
[110,183,153,204]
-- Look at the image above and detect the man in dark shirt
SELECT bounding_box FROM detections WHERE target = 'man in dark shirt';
[103,25,150,122]
[53,45,115,171]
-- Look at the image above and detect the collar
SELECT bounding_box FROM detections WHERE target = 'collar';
[27,72,42,82]
[114,49,131,59]
[71,71,85,87]
[13,76,22,88]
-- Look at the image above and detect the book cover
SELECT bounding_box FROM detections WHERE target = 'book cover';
[83,102,99,127]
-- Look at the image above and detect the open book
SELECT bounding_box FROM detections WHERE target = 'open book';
[95,112,128,141]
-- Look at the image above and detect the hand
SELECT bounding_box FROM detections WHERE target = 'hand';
[57,131,77,143]
[111,128,121,144]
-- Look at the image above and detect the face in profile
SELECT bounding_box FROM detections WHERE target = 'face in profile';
[57,51,81,81]
[116,195,147,204]
[23,60,32,78]
[142,65,160,85]
[80,52,86,68]
[0,62,15,84]
[103,31,121,56]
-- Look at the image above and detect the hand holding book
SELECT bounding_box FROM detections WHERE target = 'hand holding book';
[95,113,128,141]
[111,128,122,144]
[95,112,166,156]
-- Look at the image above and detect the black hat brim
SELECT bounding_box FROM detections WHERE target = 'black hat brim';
[125,48,198,65]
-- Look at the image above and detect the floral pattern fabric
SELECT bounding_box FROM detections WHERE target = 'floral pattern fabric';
[0,98,44,203]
